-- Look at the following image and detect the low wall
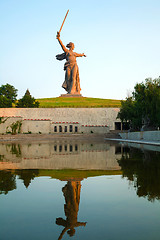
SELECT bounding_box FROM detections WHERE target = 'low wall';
[120,131,160,141]
[0,108,120,134]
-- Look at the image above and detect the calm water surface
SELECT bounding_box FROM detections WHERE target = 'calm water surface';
[0,140,160,240]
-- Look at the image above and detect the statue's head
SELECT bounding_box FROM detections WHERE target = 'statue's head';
[67,228,75,236]
[66,42,75,50]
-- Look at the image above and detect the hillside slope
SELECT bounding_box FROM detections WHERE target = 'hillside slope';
[37,97,121,108]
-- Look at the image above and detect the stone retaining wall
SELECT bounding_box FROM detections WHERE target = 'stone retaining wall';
[120,131,160,141]
[0,108,120,134]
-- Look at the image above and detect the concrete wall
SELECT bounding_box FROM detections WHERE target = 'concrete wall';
[0,108,120,134]
[120,131,160,141]
[0,117,22,134]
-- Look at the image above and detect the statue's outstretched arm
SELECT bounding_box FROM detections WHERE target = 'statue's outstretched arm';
[58,227,69,240]
[56,32,67,53]
[75,52,86,57]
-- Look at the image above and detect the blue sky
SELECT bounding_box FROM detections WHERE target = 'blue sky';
[0,0,160,99]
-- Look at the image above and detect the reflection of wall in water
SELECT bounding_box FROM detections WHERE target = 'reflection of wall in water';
[0,142,121,170]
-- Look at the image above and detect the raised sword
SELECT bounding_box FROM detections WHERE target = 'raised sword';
[58,9,69,34]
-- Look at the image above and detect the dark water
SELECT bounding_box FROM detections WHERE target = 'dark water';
[1,140,160,240]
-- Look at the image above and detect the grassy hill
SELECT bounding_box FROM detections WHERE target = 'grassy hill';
[37,97,121,108]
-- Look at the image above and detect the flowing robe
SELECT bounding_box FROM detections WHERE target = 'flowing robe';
[56,50,81,94]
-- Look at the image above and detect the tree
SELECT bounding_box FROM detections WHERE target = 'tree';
[0,83,18,106]
[24,89,31,96]
[117,97,142,130]
[16,89,40,108]
[117,77,160,130]
[0,95,12,107]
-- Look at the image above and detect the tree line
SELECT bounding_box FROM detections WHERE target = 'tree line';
[117,77,160,130]
[0,83,39,108]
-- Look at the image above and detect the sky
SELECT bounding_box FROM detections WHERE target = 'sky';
[0,0,160,100]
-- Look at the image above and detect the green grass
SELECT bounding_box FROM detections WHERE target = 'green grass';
[37,97,121,108]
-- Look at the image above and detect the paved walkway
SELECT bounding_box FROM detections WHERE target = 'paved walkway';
[105,138,160,146]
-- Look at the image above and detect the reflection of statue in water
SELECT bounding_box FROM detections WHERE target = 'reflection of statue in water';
[56,32,86,95]
[56,180,86,239]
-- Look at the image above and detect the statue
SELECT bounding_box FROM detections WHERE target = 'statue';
[56,10,86,95]
[56,180,86,239]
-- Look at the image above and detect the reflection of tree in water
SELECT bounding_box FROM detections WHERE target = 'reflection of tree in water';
[0,170,16,194]
[118,148,160,201]
[56,181,86,240]
[15,170,39,188]
[7,144,21,157]
[0,155,4,161]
